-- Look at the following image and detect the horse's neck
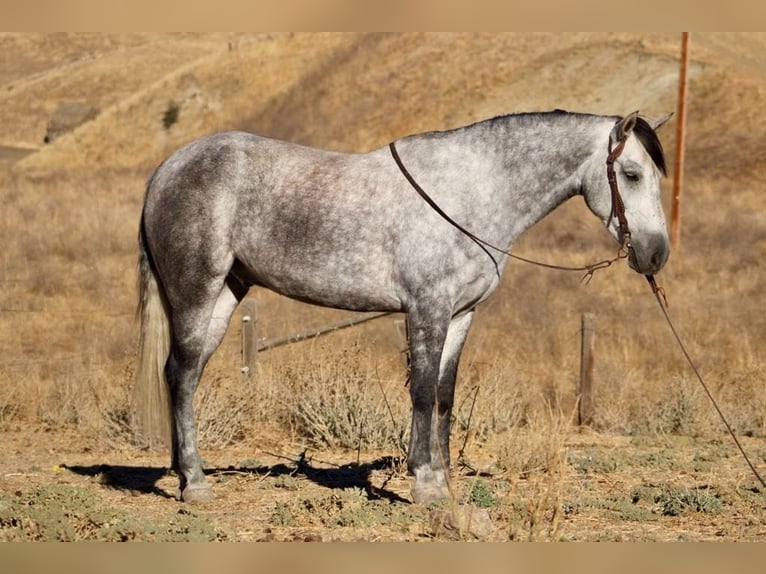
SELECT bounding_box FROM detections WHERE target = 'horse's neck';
[464,115,604,243]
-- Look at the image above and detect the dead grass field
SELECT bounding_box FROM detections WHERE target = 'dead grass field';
[1,32,765,541]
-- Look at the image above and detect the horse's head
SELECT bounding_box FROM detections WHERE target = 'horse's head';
[582,111,672,275]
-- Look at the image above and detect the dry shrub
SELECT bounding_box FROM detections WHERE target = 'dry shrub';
[592,360,766,440]
[711,364,766,437]
[495,402,573,478]
[194,375,260,449]
[493,403,572,541]
[0,372,23,427]
[451,358,534,455]
[266,342,409,452]
[592,370,704,436]
[0,358,134,448]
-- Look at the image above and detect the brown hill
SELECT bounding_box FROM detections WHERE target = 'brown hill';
[7,32,765,178]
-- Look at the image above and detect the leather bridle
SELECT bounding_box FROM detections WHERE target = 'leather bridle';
[605,132,633,261]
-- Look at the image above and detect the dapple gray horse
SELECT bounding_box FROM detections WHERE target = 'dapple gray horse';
[136,110,670,504]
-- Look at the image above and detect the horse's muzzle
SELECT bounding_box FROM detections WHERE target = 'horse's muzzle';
[628,233,670,275]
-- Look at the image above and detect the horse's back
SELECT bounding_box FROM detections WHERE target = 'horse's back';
[143,131,406,311]
[148,131,337,195]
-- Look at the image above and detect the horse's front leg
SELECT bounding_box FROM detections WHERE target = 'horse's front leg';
[431,310,474,475]
[406,307,454,504]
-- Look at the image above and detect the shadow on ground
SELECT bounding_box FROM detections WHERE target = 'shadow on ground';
[64,454,410,504]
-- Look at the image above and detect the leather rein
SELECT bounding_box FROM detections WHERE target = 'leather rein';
[388,120,633,284]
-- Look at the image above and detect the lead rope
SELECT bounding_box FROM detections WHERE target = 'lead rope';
[646,275,766,489]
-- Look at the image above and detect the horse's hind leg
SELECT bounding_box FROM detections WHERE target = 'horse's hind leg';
[167,277,245,503]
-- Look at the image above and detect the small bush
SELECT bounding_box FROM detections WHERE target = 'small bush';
[278,345,407,451]
[468,479,498,508]
[630,483,722,517]
[162,101,180,129]
[194,375,257,449]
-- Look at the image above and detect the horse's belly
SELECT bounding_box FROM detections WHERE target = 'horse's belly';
[235,253,402,313]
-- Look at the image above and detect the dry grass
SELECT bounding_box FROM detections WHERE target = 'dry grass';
[270,343,408,452]
[0,33,765,540]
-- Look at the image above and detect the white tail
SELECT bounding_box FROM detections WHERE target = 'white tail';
[134,225,172,447]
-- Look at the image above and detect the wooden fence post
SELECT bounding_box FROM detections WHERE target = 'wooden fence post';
[241,299,257,377]
[578,313,595,426]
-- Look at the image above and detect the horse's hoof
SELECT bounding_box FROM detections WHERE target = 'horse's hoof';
[411,467,451,504]
[412,482,451,505]
[181,484,214,504]
[412,480,452,504]
[429,505,496,539]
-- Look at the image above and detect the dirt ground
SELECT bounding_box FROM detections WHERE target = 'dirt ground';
[3,420,766,541]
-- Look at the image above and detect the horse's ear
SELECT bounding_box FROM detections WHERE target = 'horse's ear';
[611,111,639,144]
[648,112,673,132]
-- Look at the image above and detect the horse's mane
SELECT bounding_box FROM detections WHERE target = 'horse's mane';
[421,110,668,176]
[633,116,667,176]
[552,110,668,176]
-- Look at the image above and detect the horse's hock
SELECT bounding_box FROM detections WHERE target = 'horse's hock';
[43,102,99,144]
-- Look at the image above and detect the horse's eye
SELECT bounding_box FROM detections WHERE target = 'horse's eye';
[624,171,640,182]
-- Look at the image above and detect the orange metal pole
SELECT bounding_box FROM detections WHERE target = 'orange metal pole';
[671,32,690,249]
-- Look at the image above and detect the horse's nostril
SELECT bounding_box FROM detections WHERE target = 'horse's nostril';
[650,248,668,270]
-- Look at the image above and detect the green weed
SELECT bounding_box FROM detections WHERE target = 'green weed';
[468,479,498,508]
[0,484,230,541]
